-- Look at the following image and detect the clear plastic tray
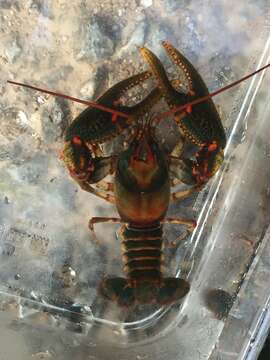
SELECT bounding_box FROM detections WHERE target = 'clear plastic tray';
[1,1,270,359]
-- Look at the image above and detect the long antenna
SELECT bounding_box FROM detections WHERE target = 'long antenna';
[7,61,270,123]
[156,62,270,121]
[7,80,129,119]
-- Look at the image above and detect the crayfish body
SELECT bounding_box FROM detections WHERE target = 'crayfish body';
[8,42,270,307]
[102,128,190,306]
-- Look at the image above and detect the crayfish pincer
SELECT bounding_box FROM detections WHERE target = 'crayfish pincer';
[140,42,226,186]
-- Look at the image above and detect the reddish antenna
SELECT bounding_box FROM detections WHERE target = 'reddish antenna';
[156,62,270,121]
[7,61,270,123]
[7,80,129,120]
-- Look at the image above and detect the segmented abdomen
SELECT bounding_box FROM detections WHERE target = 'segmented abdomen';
[120,224,163,283]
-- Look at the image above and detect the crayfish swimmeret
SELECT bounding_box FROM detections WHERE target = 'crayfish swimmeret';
[8,42,270,306]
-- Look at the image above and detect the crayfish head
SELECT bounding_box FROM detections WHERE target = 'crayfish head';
[128,134,159,188]
[61,136,94,176]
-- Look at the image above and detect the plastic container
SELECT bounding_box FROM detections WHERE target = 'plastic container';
[1,1,270,359]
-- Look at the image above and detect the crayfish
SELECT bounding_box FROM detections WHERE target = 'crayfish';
[8,42,270,307]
